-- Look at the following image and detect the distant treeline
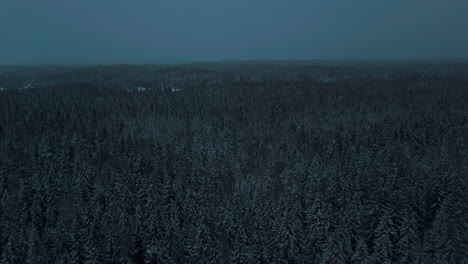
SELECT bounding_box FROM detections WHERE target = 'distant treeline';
[0,66,467,263]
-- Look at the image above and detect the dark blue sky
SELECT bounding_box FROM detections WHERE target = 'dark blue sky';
[1,0,467,64]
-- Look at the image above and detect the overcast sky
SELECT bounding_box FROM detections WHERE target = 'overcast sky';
[1,0,467,64]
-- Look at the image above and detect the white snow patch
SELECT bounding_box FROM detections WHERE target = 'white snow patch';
[23,84,34,90]
[320,77,336,84]
[159,86,181,92]
[0,87,6,92]
[137,87,147,92]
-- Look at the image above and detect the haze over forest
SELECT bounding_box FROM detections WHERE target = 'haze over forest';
[1,0,468,65]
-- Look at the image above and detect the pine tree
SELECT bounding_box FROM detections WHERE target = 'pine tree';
[274,205,303,264]
[320,224,353,264]
[395,210,420,264]
[351,239,370,264]
[370,211,396,264]
[2,232,20,264]
[188,219,222,264]
[230,227,253,264]
[25,226,45,264]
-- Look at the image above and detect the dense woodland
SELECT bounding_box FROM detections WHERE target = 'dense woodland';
[0,63,467,263]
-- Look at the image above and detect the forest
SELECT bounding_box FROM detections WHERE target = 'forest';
[0,62,467,263]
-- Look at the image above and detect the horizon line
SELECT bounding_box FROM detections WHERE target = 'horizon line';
[1,57,468,67]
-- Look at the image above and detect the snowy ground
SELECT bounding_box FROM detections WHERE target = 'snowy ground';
[136,86,181,92]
